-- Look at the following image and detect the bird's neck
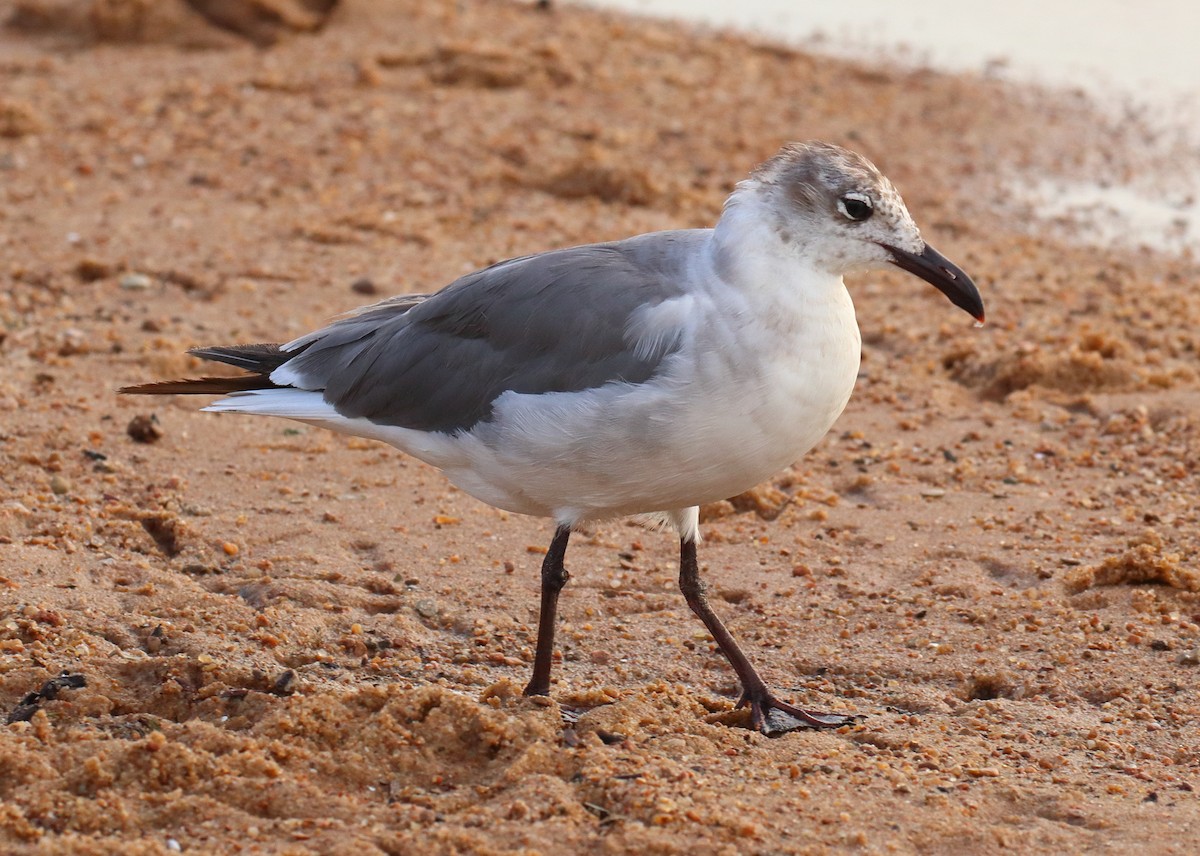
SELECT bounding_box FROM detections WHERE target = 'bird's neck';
[710,186,845,302]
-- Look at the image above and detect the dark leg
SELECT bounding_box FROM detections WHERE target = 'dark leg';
[678,538,857,734]
[523,525,572,697]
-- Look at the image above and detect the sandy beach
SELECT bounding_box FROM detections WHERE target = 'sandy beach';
[1,1,1199,852]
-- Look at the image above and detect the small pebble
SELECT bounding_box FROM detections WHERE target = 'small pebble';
[271,670,296,696]
[0,99,43,138]
[415,600,437,618]
[127,414,163,443]
[76,258,113,282]
[49,475,71,495]
[120,272,152,290]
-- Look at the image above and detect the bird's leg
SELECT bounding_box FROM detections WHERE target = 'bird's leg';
[523,525,572,697]
[678,538,857,734]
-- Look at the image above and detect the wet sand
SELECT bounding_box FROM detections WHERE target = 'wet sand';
[1,1,1199,853]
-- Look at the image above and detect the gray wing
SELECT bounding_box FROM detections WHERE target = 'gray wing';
[278,230,707,434]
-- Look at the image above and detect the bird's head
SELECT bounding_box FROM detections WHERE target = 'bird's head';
[736,140,985,322]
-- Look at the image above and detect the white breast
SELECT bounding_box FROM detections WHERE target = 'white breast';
[427,260,862,523]
[283,223,864,526]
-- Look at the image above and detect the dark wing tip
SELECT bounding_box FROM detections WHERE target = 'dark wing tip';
[120,344,295,396]
[187,343,289,374]
[119,376,275,395]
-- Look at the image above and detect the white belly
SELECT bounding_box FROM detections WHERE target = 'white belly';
[427,284,862,523]
[205,240,864,529]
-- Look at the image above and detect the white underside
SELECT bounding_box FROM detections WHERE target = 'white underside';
[205,206,863,542]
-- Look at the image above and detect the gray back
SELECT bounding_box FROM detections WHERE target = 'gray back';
[282,231,707,433]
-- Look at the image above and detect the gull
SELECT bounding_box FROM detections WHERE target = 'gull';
[123,141,984,734]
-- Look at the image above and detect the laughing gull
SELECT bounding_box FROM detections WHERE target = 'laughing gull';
[123,141,984,734]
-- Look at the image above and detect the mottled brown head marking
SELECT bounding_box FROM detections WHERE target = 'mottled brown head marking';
[753,141,901,223]
[734,140,925,267]
[725,141,984,316]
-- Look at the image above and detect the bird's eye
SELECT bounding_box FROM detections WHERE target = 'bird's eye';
[838,193,873,222]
